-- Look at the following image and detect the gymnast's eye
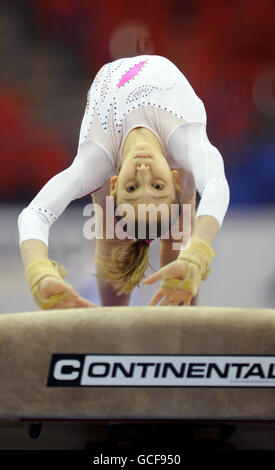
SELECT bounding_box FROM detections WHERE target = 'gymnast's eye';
[153,183,165,190]
[126,184,137,192]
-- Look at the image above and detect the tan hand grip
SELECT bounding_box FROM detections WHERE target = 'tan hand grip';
[161,238,216,296]
[178,237,216,279]
[25,258,68,310]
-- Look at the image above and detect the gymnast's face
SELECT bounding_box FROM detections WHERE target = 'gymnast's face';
[110,143,182,209]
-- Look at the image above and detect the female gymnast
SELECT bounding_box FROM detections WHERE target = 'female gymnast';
[18,55,230,309]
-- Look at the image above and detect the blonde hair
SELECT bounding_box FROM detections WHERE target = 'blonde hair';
[96,193,181,296]
[99,240,150,296]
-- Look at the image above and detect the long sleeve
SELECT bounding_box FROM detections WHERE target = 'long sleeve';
[167,122,230,227]
[18,140,114,246]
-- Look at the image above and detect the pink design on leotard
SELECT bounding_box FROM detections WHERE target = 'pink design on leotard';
[118,61,147,89]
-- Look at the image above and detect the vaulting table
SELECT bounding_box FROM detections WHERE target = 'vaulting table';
[1,306,275,422]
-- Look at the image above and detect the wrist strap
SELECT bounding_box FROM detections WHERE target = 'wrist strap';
[25,258,67,291]
[178,237,216,277]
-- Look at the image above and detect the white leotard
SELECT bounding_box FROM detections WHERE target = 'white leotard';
[18,55,230,246]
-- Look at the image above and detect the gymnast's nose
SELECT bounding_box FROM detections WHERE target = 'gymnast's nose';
[136,163,151,183]
[136,163,151,174]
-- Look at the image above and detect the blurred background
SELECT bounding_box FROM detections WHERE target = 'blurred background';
[0,0,275,313]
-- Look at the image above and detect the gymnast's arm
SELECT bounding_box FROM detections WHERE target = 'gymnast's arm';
[18,141,112,266]
[159,122,229,268]
[144,122,230,305]
[168,121,230,247]
[18,141,113,308]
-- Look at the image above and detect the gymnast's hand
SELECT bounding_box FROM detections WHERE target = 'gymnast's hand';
[143,260,194,306]
[25,258,97,310]
[144,237,216,306]
[38,276,97,310]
